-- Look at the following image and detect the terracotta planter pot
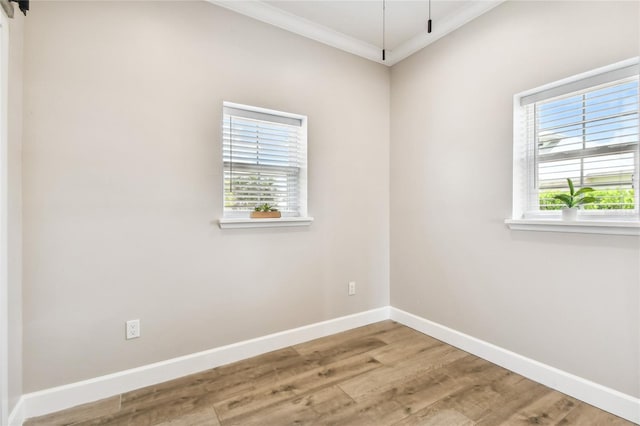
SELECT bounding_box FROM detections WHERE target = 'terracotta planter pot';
[250,211,281,219]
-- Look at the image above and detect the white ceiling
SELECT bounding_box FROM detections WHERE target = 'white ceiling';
[210,0,505,66]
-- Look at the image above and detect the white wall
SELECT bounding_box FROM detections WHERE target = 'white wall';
[390,0,640,397]
[22,1,390,392]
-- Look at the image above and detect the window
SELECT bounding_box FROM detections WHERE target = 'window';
[512,58,639,223]
[222,102,308,220]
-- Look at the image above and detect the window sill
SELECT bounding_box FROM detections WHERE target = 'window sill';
[504,218,640,236]
[218,217,314,229]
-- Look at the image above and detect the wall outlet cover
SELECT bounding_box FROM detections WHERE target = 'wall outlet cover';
[348,281,356,296]
[126,319,140,340]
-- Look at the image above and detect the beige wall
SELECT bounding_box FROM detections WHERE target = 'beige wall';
[390,1,640,397]
[22,1,390,392]
[18,0,640,401]
[7,11,24,412]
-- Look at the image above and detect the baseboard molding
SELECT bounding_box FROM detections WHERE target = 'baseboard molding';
[7,397,25,426]
[11,306,640,425]
[390,307,640,424]
[17,307,389,423]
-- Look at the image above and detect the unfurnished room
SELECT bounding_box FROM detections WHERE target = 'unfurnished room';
[0,0,639,425]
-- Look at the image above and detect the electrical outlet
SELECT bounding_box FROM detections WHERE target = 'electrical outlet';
[126,319,140,340]
[348,281,356,296]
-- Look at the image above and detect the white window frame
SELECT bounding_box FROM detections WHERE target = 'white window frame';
[218,102,313,229]
[506,58,640,236]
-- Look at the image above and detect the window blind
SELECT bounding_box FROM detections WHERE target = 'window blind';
[521,72,639,214]
[223,103,307,217]
[520,63,638,106]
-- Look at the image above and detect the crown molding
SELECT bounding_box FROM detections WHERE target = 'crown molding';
[208,0,505,67]
[208,0,384,64]
[391,0,505,65]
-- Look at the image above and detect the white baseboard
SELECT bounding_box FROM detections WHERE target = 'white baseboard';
[16,307,389,424]
[11,306,639,425]
[7,397,24,426]
[390,307,640,425]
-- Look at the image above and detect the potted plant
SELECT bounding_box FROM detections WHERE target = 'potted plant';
[552,178,596,220]
[250,203,281,219]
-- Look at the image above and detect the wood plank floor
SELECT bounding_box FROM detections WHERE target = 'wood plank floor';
[25,321,634,426]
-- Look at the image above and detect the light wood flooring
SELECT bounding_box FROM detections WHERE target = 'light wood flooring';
[25,321,634,426]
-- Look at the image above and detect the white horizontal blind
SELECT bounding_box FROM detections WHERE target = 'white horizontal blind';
[521,71,639,214]
[223,103,306,217]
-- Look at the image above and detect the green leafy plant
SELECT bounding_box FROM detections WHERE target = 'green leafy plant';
[552,178,597,208]
[541,188,634,210]
[254,203,278,212]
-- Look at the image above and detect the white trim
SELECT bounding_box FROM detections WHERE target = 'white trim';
[7,397,24,426]
[390,307,640,424]
[208,0,382,64]
[390,0,504,65]
[518,57,639,105]
[224,101,306,123]
[12,306,640,425]
[511,57,640,222]
[504,218,640,236]
[221,101,309,220]
[207,0,505,67]
[0,10,9,426]
[18,307,389,421]
[0,0,13,19]
[218,216,314,229]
